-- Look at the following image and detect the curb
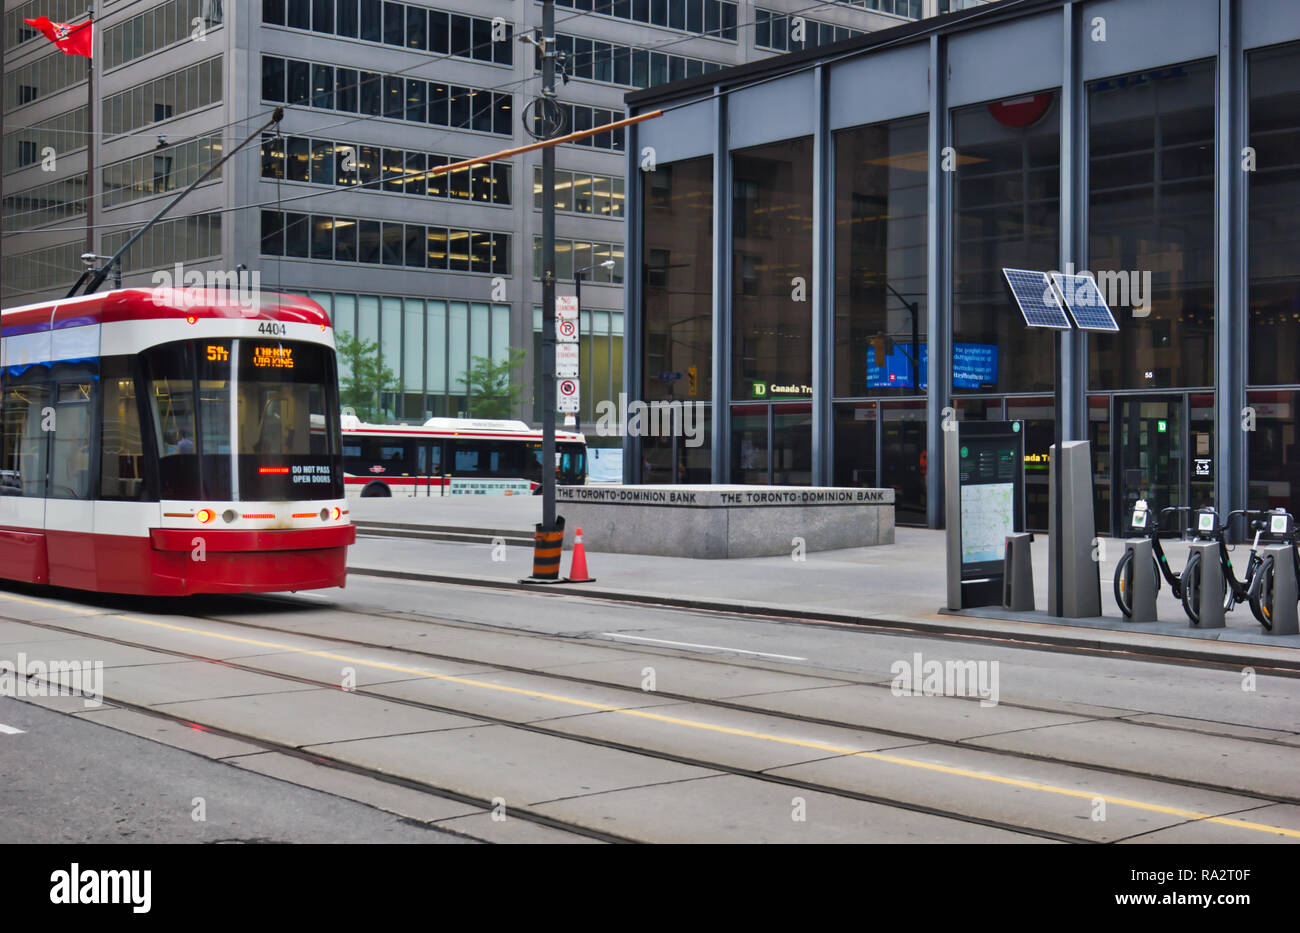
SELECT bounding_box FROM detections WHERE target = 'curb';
[345,565,1300,674]
[353,522,533,547]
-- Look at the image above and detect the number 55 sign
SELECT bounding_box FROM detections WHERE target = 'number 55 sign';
[557,378,580,413]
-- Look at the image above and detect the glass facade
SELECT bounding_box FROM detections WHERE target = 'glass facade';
[623,4,1300,534]
[832,115,930,517]
[309,291,512,422]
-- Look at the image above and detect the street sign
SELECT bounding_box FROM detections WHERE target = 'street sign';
[557,318,578,342]
[557,378,579,413]
[556,296,579,320]
[556,342,579,377]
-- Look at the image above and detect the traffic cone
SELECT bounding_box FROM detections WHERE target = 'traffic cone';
[565,527,596,583]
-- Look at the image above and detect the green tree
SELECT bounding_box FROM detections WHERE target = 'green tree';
[336,333,396,422]
[467,346,527,419]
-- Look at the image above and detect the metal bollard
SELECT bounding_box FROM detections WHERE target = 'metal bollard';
[1003,533,1035,611]
[1122,538,1158,622]
[1260,545,1299,636]
[1186,541,1225,629]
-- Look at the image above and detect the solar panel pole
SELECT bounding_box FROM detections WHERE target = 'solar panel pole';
[1053,329,1064,617]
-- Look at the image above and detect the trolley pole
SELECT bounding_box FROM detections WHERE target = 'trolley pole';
[540,0,558,533]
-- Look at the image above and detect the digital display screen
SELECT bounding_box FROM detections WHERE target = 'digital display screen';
[1131,509,1147,529]
[205,345,230,363]
[866,343,998,390]
[1198,513,1215,532]
[1272,515,1289,535]
[252,345,294,369]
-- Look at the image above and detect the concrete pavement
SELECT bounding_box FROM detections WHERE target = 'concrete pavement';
[1,574,1297,843]
[347,521,1300,663]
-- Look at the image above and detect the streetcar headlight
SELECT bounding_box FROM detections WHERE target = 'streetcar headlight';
[331,507,342,521]
[319,508,329,521]
[196,508,215,524]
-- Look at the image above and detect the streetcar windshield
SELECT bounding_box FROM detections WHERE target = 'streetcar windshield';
[145,339,342,500]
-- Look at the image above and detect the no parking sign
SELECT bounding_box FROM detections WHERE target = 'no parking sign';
[557,378,580,413]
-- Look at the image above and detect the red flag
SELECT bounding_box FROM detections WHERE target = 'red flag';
[23,17,93,58]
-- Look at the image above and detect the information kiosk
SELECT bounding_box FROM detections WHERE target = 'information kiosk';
[945,421,1027,609]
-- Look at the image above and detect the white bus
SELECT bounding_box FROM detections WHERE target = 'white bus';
[341,415,587,497]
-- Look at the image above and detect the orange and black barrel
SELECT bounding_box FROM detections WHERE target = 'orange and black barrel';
[530,517,566,580]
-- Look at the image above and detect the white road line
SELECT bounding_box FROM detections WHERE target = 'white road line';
[601,632,807,661]
[0,723,25,735]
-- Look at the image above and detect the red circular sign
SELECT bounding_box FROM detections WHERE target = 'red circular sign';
[559,320,577,338]
[987,92,1053,128]
[559,379,577,396]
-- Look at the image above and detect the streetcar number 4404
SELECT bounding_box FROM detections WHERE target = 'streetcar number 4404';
[258,322,287,336]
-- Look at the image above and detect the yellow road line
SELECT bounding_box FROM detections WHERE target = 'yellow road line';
[5,589,1297,839]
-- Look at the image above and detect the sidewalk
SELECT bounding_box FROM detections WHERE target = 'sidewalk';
[346,519,1300,667]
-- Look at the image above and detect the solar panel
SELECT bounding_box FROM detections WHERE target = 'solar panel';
[1002,268,1071,330]
[1051,272,1120,332]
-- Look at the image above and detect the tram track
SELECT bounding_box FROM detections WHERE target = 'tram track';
[201,590,1300,785]
[1,591,1297,841]
[345,565,1300,678]
[1,610,1086,843]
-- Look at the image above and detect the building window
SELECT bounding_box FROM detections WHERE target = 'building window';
[261,210,508,275]
[101,213,222,273]
[833,115,928,399]
[261,55,510,136]
[1248,43,1300,386]
[731,138,815,404]
[640,156,713,484]
[1088,62,1215,391]
[103,0,223,70]
[268,0,511,66]
[103,57,222,136]
[951,89,1061,394]
[102,134,223,208]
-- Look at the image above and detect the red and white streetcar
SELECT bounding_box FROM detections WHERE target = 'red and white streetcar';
[342,416,587,497]
[0,287,354,595]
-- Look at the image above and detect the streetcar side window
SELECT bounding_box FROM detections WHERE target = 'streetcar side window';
[0,368,51,498]
[100,357,147,501]
[49,381,94,500]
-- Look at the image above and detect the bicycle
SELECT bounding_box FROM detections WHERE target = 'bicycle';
[1180,508,1269,625]
[1246,509,1298,632]
[1113,501,1189,618]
